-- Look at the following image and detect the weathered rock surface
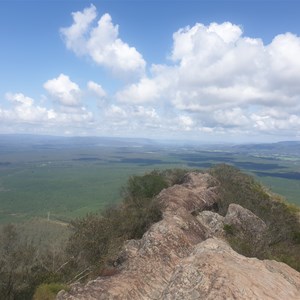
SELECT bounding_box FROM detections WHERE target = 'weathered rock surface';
[57,172,300,300]
[196,211,224,236]
[161,238,300,300]
[224,203,267,243]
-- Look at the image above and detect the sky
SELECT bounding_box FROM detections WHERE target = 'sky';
[1,0,300,142]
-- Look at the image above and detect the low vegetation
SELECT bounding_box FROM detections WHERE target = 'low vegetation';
[210,164,300,271]
[66,169,187,276]
[0,169,186,300]
[33,283,69,300]
[1,165,299,299]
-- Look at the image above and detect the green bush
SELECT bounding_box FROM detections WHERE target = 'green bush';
[33,283,68,300]
[0,224,41,300]
[292,231,300,244]
[66,170,183,278]
[0,223,72,300]
[0,169,184,298]
[223,224,234,235]
[123,171,168,202]
[210,164,300,271]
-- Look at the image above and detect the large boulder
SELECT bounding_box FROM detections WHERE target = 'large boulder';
[224,203,267,243]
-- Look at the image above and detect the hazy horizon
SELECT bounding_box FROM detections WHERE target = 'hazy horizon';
[1,132,300,146]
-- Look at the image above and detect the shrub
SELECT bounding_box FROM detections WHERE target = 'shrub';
[33,283,68,300]
[292,231,300,244]
[122,171,168,203]
[0,169,185,298]
[223,224,234,235]
[210,164,300,271]
[66,170,182,279]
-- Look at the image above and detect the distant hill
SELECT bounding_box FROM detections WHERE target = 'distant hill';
[232,141,300,156]
[0,134,156,150]
[1,134,299,155]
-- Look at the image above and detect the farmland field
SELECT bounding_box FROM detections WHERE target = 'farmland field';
[0,135,299,226]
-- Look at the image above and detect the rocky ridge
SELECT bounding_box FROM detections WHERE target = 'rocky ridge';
[57,172,300,300]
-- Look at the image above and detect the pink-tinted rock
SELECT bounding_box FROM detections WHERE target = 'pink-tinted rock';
[57,172,300,300]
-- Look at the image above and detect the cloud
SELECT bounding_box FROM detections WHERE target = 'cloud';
[43,74,81,106]
[213,108,250,127]
[0,91,94,136]
[5,92,34,107]
[268,33,300,91]
[132,106,158,119]
[116,77,162,104]
[171,22,242,63]
[87,81,106,98]
[101,104,162,134]
[59,5,97,56]
[60,4,146,77]
[104,104,159,121]
[178,115,194,131]
[115,21,300,138]
[251,109,300,133]
[105,104,127,119]
[3,93,50,123]
[3,18,300,141]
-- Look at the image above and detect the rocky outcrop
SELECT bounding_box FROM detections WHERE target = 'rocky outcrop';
[161,238,300,300]
[196,211,225,237]
[224,203,267,244]
[57,172,300,300]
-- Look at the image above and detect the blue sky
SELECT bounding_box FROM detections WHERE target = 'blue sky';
[1,0,300,142]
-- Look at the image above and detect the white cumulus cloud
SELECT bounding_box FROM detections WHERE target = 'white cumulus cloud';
[87,81,106,98]
[3,93,49,123]
[1,91,94,135]
[43,74,81,106]
[115,21,300,138]
[116,77,162,104]
[60,4,146,77]
[6,92,34,107]
[3,18,300,140]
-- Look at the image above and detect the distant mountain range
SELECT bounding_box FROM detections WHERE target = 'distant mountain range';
[232,141,300,156]
[0,134,299,156]
[0,134,156,150]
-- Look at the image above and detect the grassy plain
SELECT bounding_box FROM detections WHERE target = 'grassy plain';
[0,146,180,224]
[0,140,299,226]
